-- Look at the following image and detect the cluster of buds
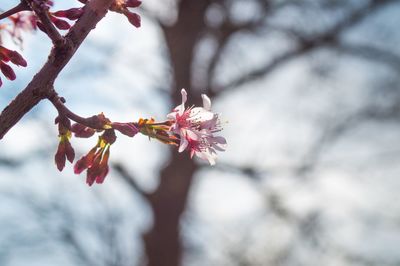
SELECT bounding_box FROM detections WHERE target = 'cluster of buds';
[0,46,27,87]
[53,89,226,186]
[48,7,84,30]
[74,130,116,186]
[55,113,139,186]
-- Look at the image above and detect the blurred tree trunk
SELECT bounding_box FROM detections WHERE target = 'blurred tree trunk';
[142,1,209,266]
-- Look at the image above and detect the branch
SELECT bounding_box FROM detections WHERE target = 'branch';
[0,2,30,21]
[208,162,267,181]
[0,0,114,140]
[113,163,151,201]
[213,0,397,93]
[332,42,400,71]
[48,91,110,130]
[24,0,63,44]
[218,47,313,93]
[205,1,292,95]
[0,157,21,167]
[206,20,264,96]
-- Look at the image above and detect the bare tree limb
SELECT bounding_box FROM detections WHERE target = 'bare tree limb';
[113,162,151,201]
[0,157,20,167]
[0,2,30,21]
[213,0,398,94]
[332,42,400,71]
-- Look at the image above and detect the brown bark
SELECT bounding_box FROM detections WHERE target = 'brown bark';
[144,152,196,266]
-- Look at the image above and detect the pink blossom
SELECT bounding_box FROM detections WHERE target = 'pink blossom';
[167,89,226,165]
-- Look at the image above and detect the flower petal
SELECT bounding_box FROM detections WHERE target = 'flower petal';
[201,94,211,111]
[178,137,189,153]
[186,129,199,140]
[213,136,227,144]
[178,89,187,115]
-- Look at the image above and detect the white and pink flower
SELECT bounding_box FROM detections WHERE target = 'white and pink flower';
[167,89,226,165]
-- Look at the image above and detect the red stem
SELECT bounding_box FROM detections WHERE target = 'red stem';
[48,92,106,130]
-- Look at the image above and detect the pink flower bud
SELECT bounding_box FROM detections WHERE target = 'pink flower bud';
[71,123,95,138]
[74,156,88,174]
[86,113,111,129]
[95,164,109,184]
[57,116,72,134]
[54,136,75,171]
[65,140,75,163]
[52,18,71,30]
[6,50,27,67]
[74,147,97,174]
[102,129,117,145]
[0,63,16,81]
[125,0,142,8]
[86,153,102,186]
[53,8,84,20]
[112,122,139,137]
[125,12,141,28]
[95,148,110,184]
[55,141,66,171]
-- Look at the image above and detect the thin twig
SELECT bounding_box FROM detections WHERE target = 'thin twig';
[0,2,30,21]
[23,0,64,45]
[113,163,151,201]
[214,0,397,93]
[47,90,109,130]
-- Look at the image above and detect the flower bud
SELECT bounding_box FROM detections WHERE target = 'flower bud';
[5,50,27,67]
[52,18,71,30]
[71,123,96,138]
[102,129,117,145]
[86,152,102,186]
[74,147,97,174]
[53,8,84,20]
[112,122,139,137]
[55,141,66,171]
[0,63,16,81]
[124,11,141,28]
[125,0,142,8]
[65,140,75,163]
